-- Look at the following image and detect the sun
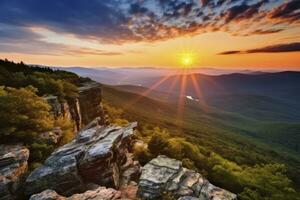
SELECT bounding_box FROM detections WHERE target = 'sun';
[180,52,195,68]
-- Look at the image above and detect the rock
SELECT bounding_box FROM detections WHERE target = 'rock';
[78,82,106,126]
[39,127,63,144]
[0,145,29,200]
[68,98,82,132]
[29,189,65,200]
[25,122,138,196]
[29,187,123,200]
[44,82,105,132]
[178,197,200,200]
[138,155,182,199]
[68,187,122,200]
[44,96,78,131]
[137,156,237,200]
[120,153,141,186]
[44,96,72,121]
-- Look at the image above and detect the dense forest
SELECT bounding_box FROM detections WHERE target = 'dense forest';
[0,59,90,167]
[102,85,300,200]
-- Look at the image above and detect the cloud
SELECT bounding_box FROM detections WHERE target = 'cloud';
[250,29,284,35]
[269,0,300,23]
[218,42,300,55]
[0,0,299,54]
[67,48,123,56]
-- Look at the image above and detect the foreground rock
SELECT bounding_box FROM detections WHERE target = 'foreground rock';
[30,187,123,200]
[25,120,138,196]
[138,155,237,200]
[0,145,29,200]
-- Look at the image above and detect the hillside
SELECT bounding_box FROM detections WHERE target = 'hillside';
[102,85,300,191]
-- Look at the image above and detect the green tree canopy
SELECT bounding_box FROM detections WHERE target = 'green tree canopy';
[0,86,54,144]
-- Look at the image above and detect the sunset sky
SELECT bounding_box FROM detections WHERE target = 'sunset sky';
[0,0,299,70]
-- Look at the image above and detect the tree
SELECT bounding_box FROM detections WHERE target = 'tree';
[0,86,54,144]
[148,128,169,156]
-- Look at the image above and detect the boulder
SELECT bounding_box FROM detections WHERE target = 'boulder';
[29,187,123,200]
[25,122,138,197]
[0,145,29,200]
[137,156,237,200]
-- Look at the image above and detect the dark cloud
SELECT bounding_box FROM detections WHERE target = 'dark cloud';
[218,50,241,55]
[0,0,299,54]
[250,28,284,35]
[269,0,300,22]
[218,42,300,55]
[222,2,263,23]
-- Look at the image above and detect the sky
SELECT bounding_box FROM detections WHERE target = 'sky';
[0,0,299,70]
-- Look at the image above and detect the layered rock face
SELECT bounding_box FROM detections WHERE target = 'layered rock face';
[138,156,237,200]
[45,82,106,133]
[78,82,106,126]
[25,120,138,197]
[0,145,29,200]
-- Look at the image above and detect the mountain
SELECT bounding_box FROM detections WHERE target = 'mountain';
[135,71,300,99]
[53,66,278,86]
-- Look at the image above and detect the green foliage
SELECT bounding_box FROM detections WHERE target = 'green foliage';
[30,142,54,163]
[0,86,54,144]
[55,117,75,145]
[161,192,177,200]
[102,85,300,200]
[103,102,129,126]
[148,128,169,157]
[0,59,80,102]
[0,59,83,165]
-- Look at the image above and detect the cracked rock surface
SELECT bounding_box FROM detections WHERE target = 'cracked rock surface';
[137,155,237,200]
[25,121,138,197]
[0,145,29,200]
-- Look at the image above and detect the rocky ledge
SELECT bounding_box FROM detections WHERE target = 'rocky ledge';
[30,155,237,200]
[0,145,29,200]
[138,155,237,200]
[30,187,123,200]
[25,118,139,197]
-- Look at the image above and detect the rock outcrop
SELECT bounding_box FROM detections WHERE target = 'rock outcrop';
[29,187,123,200]
[45,82,106,132]
[0,145,29,200]
[25,120,138,197]
[44,96,72,121]
[138,156,237,200]
[78,82,106,126]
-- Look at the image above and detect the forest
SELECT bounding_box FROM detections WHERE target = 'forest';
[103,85,300,200]
[0,59,89,167]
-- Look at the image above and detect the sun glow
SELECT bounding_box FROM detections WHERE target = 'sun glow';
[180,52,195,68]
